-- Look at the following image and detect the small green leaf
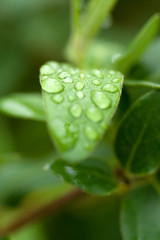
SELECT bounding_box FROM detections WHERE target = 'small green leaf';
[0,93,45,121]
[114,14,160,73]
[115,91,160,176]
[40,61,123,162]
[50,157,118,195]
[121,185,160,240]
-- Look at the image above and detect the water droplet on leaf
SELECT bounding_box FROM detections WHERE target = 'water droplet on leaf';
[74,82,84,91]
[91,91,111,109]
[102,83,118,93]
[69,103,82,118]
[41,78,64,93]
[92,70,103,78]
[112,79,120,83]
[85,107,103,122]
[58,72,70,79]
[51,94,64,103]
[77,91,84,99]
[92,80,102,86]
[68,95,75,102]
[80,73,85,79]
[84,126,98,140]
[62,77,73,83]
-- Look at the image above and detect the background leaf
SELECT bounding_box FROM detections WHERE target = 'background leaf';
[0,93,45,121]
[115,91,160,176]
[121,184,160,240]
[50,157,118,195]
[40,61,123,162]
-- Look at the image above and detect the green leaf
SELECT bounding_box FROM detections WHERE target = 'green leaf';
[0,93,45,121]
[50,157,118,195]
[40,61,123,162]
[114,14,160,73]
[115,91,160,176]
[121,184,160,240]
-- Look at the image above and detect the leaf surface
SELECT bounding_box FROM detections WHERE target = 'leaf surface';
[121,185,160,240]
[115,91,160,176]
[50,157,118,195]
[40,61,123,162]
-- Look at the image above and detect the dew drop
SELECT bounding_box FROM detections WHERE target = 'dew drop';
[92,80,102,86]
[80,73,85,79]
[85,107,103,122]
[74,81,84,91]
[58,72,70,79]
[62,77,73,83]
[112,79,120,83]
[51,94,64,103]
[102,83,118,93]
[84,126,98,141]
[64,166,77,177]
[91,91,111,109]
[76,91,84,99]
[40,65,54,75]
[92,70,103,78]
[68,95,75,102]
[69,103,82,118]
[41,78,64,93]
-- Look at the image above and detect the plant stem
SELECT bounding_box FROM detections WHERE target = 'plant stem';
[0,188,84,237]
[124,80,160,89]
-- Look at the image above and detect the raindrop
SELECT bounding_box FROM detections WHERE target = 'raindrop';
[80,73,85,79]
[102,83,118,93]
[74,81,84,91]
[92,70,103,78]
[85,107,103,122]
[62,77,73,83]
[69,103,82,118]
[76,91,84,99]
[41,78,64,93]
[40,65,54,75]
[92,80,102,86]
[84,126,98,141]
[58,72,70,79]
[68,95,76,102]
[112,79,120,83]
[91,91,111,109]
[51,94,64,103]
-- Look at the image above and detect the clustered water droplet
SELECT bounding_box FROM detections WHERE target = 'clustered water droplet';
[112,79,120,83]
[92,80,102,86]
[62,77,73,83]
[102,83,118,93]
[76,91,84,99]
[92,70,103,79]
[74,81,84,91]
[84,126,98,140]
[41,78,64,93]
[91,91,111,109]
[51,94,64,103]
[85,107,103,122]
[68,95,75,102]
[58,71,70,79]
[69,103,82,118]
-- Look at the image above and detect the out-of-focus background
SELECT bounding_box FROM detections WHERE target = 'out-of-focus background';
[0,0,160,239]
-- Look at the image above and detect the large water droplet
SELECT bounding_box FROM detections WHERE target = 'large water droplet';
[92,70,103,79]
[84,126,98,140]
[85,107,103,122]
[51,94,64,103]
[58,72,70,79]
[74,81,84,91]
[102,83,118,93]
[62,77,73,83]
[76,91,84,99]
[68,95,75,102]
[41,78,64,93]
[69,103,82,118]
[91,91,111,109]
[92,80,102,86]
[112,79,120,83]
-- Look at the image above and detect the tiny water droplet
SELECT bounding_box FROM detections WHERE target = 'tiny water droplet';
[51,94,64,103]
[77,91,84,99]
[109,70,115,75]
[84,126,98,141]
[91,91,111,109]
[92,70,103,78]
[69,103,82,118]
[64,166,77,176]
[102,83,118,93]
[112,79,120,83]
[80,73,85,79]
[62,77,73,83]
[68,95,76,102]
[74,81,84,91]
[85,107,103,122]
[58,72,70,79]
[92,80,102,86]
[41,78,64,93]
